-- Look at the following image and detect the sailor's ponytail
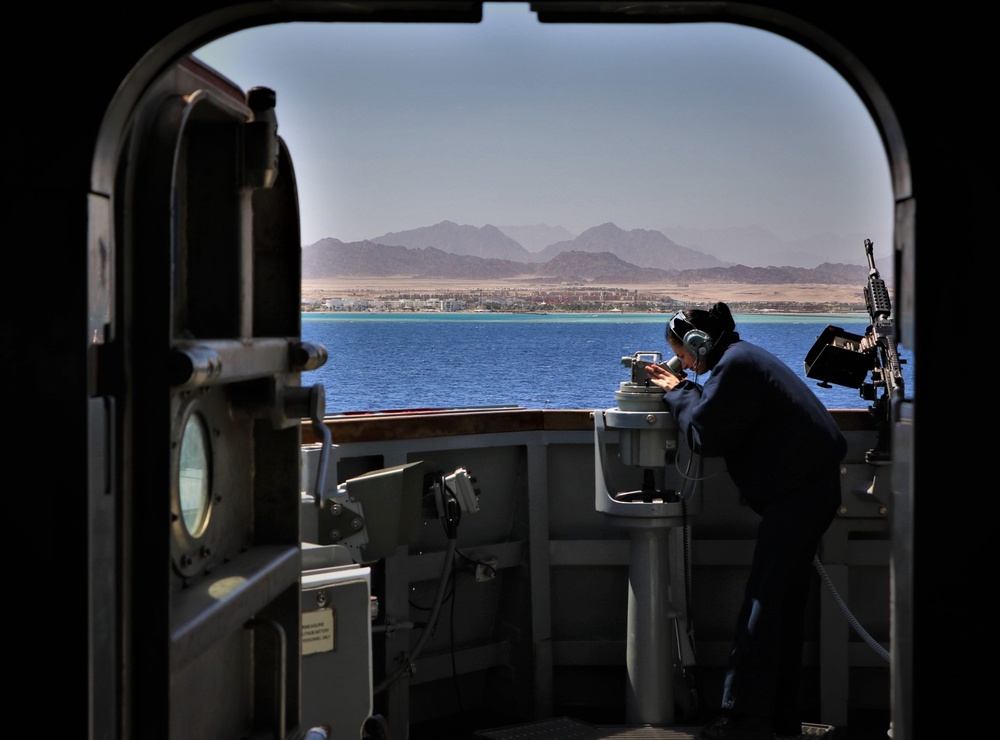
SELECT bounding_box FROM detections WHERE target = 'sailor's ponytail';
[708,302,736,334]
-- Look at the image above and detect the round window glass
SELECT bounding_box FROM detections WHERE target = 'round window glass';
[178,412,212,536]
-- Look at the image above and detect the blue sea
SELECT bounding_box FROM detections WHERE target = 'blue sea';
[301,312,914,414]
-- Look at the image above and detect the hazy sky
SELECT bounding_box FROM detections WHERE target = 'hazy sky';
[196,2,893,249]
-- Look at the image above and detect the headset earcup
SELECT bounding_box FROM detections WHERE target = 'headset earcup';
[684,329,713,357]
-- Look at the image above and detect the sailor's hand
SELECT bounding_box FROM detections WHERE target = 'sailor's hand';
[646,363,682,391]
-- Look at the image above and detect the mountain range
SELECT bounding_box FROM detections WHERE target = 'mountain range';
[302,220,880,285]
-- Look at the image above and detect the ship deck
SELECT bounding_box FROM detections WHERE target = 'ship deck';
[412,710,891,740]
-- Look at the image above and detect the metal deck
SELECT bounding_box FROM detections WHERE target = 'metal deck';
[475,717,834,740]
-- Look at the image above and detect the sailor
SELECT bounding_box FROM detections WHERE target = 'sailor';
[645,301,847,740]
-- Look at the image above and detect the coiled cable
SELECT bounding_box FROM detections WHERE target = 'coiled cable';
[813,555,891,662]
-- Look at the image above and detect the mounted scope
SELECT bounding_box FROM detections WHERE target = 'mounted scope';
[621,351,686,386]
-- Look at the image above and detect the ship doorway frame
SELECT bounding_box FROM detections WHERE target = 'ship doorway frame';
[87,4,914,739]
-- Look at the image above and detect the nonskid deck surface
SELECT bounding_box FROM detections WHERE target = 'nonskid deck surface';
[475,717,833,740]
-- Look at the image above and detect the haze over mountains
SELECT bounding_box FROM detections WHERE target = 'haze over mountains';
[302,220,883,285]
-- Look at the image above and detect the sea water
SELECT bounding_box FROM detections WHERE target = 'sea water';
[301,312,914,414]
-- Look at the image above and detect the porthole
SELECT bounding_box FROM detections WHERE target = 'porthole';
[178,411,212,537]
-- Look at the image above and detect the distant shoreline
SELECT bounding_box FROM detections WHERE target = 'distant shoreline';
[303,309,870,316]
[302,277,872,312]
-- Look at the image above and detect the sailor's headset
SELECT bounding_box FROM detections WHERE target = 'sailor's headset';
[594,345,703,516]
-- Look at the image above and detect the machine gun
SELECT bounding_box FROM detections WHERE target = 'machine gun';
[861,238,905,458]
[804,239,905,463]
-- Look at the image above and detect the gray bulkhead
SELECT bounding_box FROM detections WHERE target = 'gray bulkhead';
[298,406,889,738]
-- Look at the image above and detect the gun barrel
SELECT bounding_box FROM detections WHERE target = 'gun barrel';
[864,238,877,273]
